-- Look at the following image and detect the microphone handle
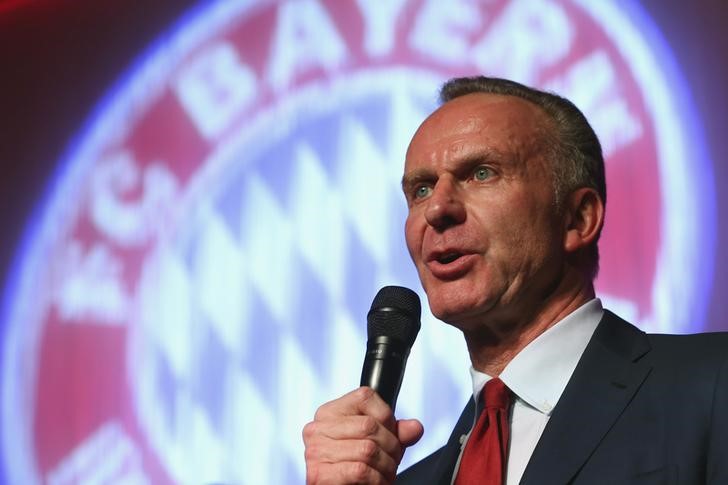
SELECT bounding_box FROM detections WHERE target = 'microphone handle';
[360,336,410,411]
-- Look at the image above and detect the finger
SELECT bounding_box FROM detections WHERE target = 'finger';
[305,437,398,480]
[305,416,402,460]
[315,387,395,429]
[307,460,395,485]
[396,419,424,447]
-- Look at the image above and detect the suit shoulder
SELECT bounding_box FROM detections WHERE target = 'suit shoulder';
[602,310,728,379]
[601,309,727,361]
[646,331,728,382]
[647,331,728,357]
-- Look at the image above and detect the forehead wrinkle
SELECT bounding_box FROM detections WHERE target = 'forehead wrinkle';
[408,121,493,170]
[402,148,506,197]
[428,114,487,150]
[405,92,558,183]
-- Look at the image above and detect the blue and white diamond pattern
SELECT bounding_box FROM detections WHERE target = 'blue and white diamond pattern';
[131,75,472,484]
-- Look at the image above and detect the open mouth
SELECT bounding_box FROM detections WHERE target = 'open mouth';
[437,252,462,264]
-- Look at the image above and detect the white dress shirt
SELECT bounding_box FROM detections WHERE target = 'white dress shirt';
[452,299,603,485]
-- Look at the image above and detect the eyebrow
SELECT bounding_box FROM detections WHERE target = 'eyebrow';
[401,169,433,194]
[401,150,503,193]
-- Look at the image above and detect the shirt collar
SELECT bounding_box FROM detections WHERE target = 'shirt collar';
[469,298,603,415]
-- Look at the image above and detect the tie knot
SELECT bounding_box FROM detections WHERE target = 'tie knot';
[483,377,511,410]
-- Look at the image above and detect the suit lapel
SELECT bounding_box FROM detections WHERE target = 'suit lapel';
[519,311,652,485]
[430,400,475,485]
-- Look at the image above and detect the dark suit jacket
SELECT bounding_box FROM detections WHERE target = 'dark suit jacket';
[396,310,728,484]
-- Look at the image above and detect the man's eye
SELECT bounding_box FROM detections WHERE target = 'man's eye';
[473,166,493,181]
[414,185,432,199]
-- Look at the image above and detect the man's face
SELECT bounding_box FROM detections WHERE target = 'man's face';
[403,93,567,330]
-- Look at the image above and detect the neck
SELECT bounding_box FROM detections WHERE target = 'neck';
[464,277,595,376]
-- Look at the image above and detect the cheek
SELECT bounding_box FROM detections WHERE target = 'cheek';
[404,215,420,259]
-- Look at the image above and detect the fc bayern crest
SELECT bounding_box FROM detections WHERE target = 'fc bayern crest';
[1,0,715,483]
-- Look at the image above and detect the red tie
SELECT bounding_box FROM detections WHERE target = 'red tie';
[454,377,512,485]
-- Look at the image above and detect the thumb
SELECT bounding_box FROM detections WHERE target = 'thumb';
[396,418,424,447]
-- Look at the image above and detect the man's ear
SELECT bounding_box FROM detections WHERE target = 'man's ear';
[563,187,605,253]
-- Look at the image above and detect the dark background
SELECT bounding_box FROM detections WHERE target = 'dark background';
[1,0,727,331]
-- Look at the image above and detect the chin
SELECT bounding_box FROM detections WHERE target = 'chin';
[427,290,484,326]
[424,273,499,323]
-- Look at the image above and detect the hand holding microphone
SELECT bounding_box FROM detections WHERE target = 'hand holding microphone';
[302,287,424,485]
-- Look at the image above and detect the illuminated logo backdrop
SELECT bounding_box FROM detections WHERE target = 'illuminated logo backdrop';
[1,0,715,483]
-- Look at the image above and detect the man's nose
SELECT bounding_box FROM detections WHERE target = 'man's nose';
[424,177,466,230]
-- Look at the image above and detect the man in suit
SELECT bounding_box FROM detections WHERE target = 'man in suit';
[302,76,728,484]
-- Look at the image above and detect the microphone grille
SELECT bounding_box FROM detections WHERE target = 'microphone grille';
[367,286,421,347]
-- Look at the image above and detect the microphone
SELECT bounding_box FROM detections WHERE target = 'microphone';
[360,286,421,411]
